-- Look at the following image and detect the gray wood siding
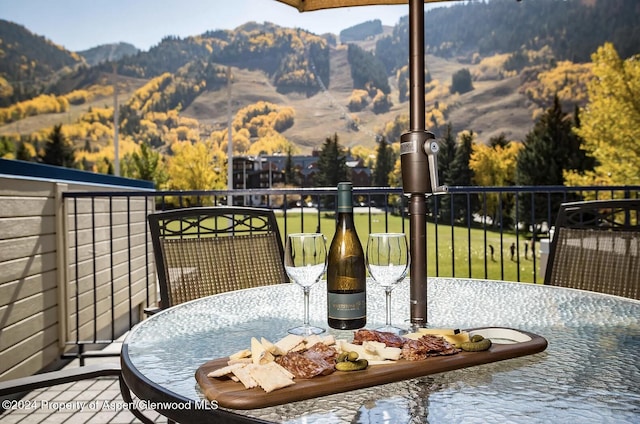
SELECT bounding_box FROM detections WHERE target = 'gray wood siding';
[0,178,60,380]
[0,177,157,381]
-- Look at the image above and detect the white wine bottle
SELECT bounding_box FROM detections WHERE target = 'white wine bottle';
[327,182,367,330]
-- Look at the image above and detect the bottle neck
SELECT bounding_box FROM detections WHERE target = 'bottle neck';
[336,211,355,230]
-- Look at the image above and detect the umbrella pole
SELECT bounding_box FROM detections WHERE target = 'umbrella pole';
[400,0,445,330]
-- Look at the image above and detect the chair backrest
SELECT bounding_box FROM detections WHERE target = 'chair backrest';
[544,199,640,300]
[148,206,289,309]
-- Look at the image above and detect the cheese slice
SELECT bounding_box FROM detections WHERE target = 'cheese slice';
[304,335,323,348]
[321,334,336,346]
[261,337,284,356]
[251,337,274,364]
[274,334,305,354]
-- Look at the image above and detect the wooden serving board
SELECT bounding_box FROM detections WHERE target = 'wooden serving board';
[195,327,547,410]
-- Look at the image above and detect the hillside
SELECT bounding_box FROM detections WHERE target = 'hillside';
[0,20,83,106]
[1,0,638,162]
[184,47,532,152]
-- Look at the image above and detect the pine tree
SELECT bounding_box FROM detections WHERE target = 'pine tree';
[435,124,457,220]
[515,95,593,228]
[315,133,348,187]
[449,131,474,187]
[450,68,473,95]
[284,146,297,186]
[438,123,457,185]
[41,124,75,168]
[448,130,476,224]
[373,136,394,187]
[516,95,593,186]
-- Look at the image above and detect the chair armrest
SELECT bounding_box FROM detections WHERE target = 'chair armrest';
[0,363,121,396]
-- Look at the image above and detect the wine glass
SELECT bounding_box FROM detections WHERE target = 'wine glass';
[366,233,410,335]
[284,233,327,335]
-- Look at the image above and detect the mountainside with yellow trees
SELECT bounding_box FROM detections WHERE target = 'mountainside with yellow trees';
[0,0,638,186]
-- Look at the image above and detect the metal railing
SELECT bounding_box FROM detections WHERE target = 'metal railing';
[61,185,639,360]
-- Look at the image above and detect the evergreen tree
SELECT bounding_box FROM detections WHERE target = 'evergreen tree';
[449,131,474,187]
[450,68,473,95]
[373,137,394,187]
[41,124,75,168]
[489,133,509,149]
[438,123,457,185]
[448,130,476,223]
[516,95,592,186]
[515,95,593,227]
[315,133,348,188]
[347,44,391,94]
[284,146,299,186]
[372,136,395,208]
[435,124,457,220]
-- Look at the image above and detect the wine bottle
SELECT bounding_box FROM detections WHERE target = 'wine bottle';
[327,182,367,330]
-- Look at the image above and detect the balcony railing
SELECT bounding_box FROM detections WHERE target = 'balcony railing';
[61,184,639,361]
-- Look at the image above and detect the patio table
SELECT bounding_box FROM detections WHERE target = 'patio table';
[121,278,640,423]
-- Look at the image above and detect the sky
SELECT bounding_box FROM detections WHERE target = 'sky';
[0,0,446,52]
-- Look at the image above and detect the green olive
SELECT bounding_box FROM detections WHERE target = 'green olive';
[335,359,368,371]
[347,351,359,362]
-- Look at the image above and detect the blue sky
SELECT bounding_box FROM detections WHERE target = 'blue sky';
[0,0,444,52]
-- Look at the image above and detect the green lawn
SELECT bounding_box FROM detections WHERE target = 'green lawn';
[276,211,543,284]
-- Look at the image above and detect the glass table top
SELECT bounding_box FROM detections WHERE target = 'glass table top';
[124,278,640,423]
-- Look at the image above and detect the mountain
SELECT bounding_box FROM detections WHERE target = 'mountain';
[77,42,140,66]
[0,0,638,161]
[0,20,83,105]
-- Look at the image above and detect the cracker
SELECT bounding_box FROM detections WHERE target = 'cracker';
[231,364,258,389]
[249,362,295,393]
[229,348,251,360]
[227,357,252,365]
[207,363,244,378]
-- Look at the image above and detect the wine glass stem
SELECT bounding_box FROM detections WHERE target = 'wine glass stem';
[303,286,311,327]
[385,287,393,327]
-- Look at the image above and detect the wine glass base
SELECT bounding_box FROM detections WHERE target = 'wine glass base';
[376,325,407,336]
[288,325,325,336]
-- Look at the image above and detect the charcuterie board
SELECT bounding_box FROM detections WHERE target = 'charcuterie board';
[195,327,547,410]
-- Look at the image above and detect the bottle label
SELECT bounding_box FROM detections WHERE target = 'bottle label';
[327,292,366,320]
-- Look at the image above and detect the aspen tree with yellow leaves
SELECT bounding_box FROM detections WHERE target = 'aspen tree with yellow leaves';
[565,43,640,188]
[167,140,226,204]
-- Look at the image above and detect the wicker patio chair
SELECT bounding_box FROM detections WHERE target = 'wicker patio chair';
[147,206,289,310]
[544,199,640,300]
